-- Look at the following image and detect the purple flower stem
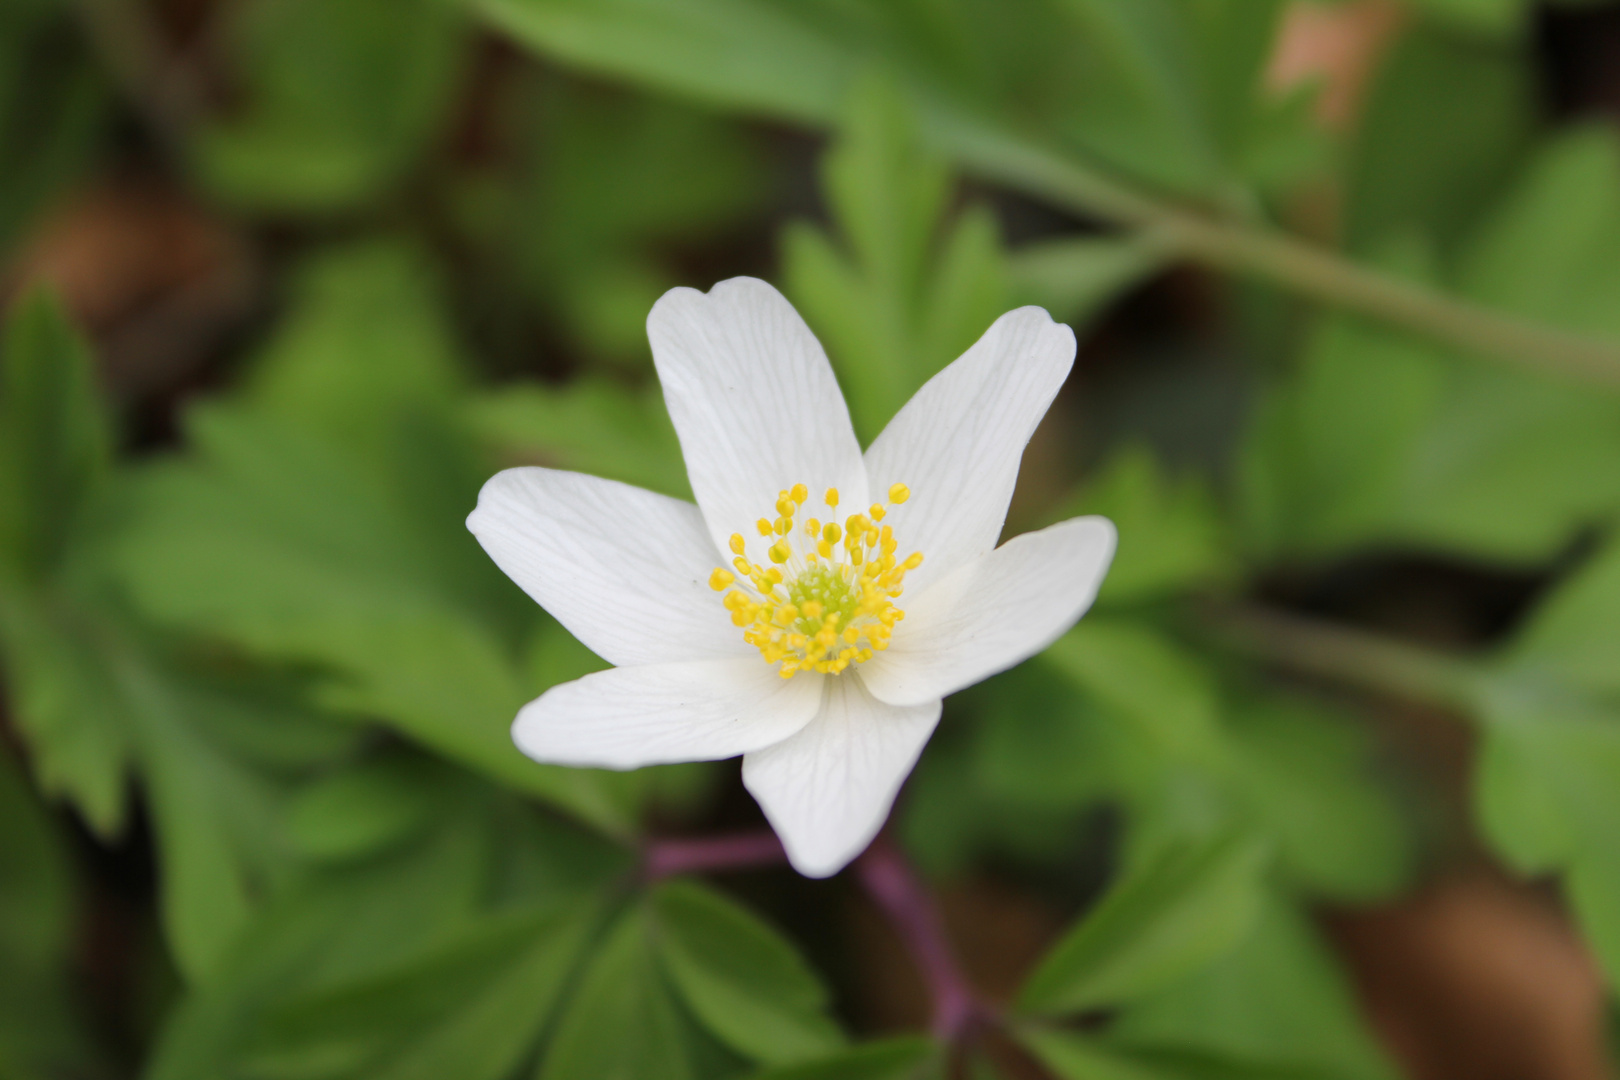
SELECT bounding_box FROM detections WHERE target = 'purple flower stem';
[855,836,988,1043]
[642,829,788,880]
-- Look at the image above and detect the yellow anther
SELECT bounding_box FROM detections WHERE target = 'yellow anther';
[889,483,910,504]
[718,482,919,678]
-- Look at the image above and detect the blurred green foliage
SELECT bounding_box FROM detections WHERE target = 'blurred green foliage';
[2,0,1620,1077]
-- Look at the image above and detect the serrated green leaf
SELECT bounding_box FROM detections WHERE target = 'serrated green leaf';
[242,899,600,1080]
[1043,619,1225,763]
[745,1037,939,1080]
[1110,892,1396,1080]
[0,744,95,1076]
[1221,697,1409,902]
[783,78,1007,441]
[0,1,105,247]
[146,809,498,1080]
[537,903,740,1080]
[0,586,133,835]
[465,379,689,500]
[1007,235,1165,331]
[1056,446,1232,606]
[284,753,454,863]
[652,879,844,1065]
[107,244,635,834]
[1346,23,1534,253]
[0,289,108,583]
[1242,140,1620,566]
[455,75,770,367]
[474,0,1277,212]
[196,0,467,211]
[1018,834,1268,1014]
[1018,1028,1334,1080]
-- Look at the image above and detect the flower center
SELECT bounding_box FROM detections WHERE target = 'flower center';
[709,482,923,678]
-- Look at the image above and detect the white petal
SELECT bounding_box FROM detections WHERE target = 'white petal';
[859,516,1116,708]
[647,278,869,568]
[863,307,1075,594]
[467,467,746,667]
[514,659,824,770]
[742,676,941,878]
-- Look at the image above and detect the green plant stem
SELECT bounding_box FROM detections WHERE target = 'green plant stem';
[1197,601,1486,716]
[940,119,1620,388]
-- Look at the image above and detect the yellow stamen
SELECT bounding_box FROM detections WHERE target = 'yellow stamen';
[889,483,910,504]
[712,479,922,679]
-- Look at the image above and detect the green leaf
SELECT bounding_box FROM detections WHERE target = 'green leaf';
[1018,1028,1334,1080]
[745,1037,939,1080]
[466,379,690,500]
[652,879,844,1065]
[782,77,1008,441]
[107,244,635,834]
[1473,542,1620,984]
[0,585,133,835]
[1497,536,1620,697]
[1460,124,1620,342]
[108,642,361,984]
[1221,697,1410,903]
[1043,618,1225,763]
[474,0,1283,205]
[1346,23,1535,253]
[454,75,770,367]
[0,0,105,247]
[284,753,455,863]
[1007,236,1166,331]
[537,903,741,1080]
[1409,0,1526,38]
[0,744,95,1077]
[145,807,499,1080]
[475,0,852,126]
[1018,833,1268,1014]
[242,900,600,1080]
[0,289,109,583]
[1055,446,1232,606]
[195,0,468,211]
[1050,0,1221,192]
[1109,892,1396,1080]
[1241,146,1620,566]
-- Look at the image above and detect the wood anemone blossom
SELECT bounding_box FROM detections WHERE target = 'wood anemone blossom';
[467,277,1115,877]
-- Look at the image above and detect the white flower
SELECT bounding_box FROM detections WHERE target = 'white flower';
[467,278,1115,877]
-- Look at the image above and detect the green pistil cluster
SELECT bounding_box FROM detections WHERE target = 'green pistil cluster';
[787,564,859,636]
